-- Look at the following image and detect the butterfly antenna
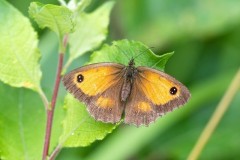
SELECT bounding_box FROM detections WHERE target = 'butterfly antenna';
[114,45,131,60]
[130,47,155,66]
[133,47,155,60]
[135,47,163,69]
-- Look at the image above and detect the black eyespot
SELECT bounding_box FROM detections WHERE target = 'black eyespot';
[170,87,177,95]
[77,74,84,83]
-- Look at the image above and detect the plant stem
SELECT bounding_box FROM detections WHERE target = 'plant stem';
[187,68,240,160]
[42,53,64,160]
[42,35,68,160]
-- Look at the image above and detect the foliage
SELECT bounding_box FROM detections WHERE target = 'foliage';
[0,0,116,159]
[0,0,41,92]
[60,94,117,147]
[29,2,75,41]
[1,0,240,160]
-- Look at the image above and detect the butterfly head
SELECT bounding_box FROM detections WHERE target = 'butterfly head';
[128,58,135,67]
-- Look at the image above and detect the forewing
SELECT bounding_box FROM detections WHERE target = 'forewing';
[62,63,126,123]
[124,66,190,126]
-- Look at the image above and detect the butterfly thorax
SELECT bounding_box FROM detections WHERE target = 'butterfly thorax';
[121,59,138,102]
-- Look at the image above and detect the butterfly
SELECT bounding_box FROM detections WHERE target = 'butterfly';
[62,57,190,126]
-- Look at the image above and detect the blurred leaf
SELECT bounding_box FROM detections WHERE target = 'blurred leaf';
[60,94,117,147]
[64,1,114,69]
[151,91,240,160]
[118,0,240,47]
[89,39,173,71]
[29,2,75,40]
[200,92,240,159]
[0,0,42,92]
[0,82,45,160]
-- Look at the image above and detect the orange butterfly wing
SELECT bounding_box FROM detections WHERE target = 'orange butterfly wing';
[62,63,125,123]
[124,66,190,126]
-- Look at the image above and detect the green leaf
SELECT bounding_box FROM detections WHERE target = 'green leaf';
[64,1,114,69]
[29,2,75,40]
[0,82,45,160]
[0,0,42,92]
[90,39,173,71]
[60,94,117,147]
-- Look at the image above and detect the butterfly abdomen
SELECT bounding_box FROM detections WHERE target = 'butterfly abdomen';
[121,79,132,102]
[121,66,138,102]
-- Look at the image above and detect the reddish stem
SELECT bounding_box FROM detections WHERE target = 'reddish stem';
[42,52,64,160]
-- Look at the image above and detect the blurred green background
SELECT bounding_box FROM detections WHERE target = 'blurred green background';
[7,0,240,159]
